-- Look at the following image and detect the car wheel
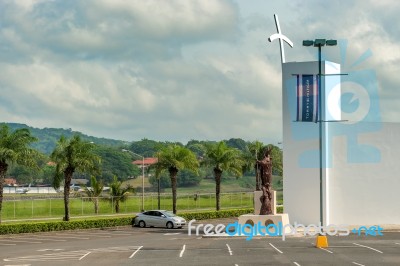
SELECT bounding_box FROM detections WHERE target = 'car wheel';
[166,222,174,229]
[138,220,146,228]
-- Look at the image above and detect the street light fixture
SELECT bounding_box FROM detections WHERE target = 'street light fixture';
[122,149,145,212]
[325,40,337,46]
[302,39,337,229]
[302,40,314,46]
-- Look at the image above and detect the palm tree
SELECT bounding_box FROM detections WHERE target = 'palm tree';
[0,125,41,223]
[51,135,100,221]
[269,144,283,177]
[109,176,134,213]
[203,141,244,211]
[154,154,162,210]
[243,141,265,190]
[155,145,199,214]
[84,176,104,214]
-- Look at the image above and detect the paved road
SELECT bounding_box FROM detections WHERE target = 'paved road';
[0,219,399,265]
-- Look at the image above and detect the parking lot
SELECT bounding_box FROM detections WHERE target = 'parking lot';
[0,219,399,265]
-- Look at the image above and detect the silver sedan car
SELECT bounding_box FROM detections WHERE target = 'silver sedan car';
[133,210,186,229]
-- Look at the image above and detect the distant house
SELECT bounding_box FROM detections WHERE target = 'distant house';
[131,158,157,179]
[4,178,17,186]
[132,158,158,168]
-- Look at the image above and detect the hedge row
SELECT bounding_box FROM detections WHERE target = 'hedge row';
[0,206,283,235]
[0,217,133,235]
[179,208,254,221]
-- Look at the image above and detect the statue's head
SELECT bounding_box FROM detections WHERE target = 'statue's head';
[263,146,273,158]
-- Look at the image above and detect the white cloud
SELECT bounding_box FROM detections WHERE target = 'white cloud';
[0,0,399,144]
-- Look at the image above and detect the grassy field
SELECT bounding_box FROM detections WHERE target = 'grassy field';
[1,192,254,222]
[1,175,283,222]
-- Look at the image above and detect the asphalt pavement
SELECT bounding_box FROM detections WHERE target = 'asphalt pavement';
[0,218,399,265]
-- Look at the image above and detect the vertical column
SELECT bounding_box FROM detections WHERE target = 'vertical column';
[282,61,340,225]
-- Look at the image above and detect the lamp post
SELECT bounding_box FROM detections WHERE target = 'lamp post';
[302,39,337,228]
[122,149,145,212]
[156,154,161,210]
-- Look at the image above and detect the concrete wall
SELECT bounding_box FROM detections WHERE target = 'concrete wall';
[329,122,400,224]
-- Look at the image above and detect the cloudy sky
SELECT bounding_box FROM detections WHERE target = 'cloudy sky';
[0,0,399,144]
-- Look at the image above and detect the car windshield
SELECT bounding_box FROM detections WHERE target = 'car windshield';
[163,211,176,217]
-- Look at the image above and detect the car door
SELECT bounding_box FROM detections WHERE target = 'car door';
[153,211,165,227]
[142,211,156,226]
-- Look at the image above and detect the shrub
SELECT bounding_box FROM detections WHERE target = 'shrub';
[0,217,132,235]
[0,207,283,235]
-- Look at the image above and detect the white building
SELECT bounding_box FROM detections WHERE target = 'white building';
[282,61,400,225]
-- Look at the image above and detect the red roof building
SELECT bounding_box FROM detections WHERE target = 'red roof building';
[132,158,158,168]
[4,178,17,186]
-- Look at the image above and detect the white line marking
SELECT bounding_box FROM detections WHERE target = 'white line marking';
[179,244,186,258]
[0,243,16,246]
[56,232,101,236]
[129,246,143,259]
[395,243,400,245]
[164,233,181,235]
[37,249,64,252]
[322,245,358,248]
[318,247,333,254]
[3,246,144,262]
[352,262,365,266]
[226,244,233,255]
[77,234,111,238]
[105,231,135,234]
[269,243,283,254]
[53,235,89,240]
[9,237,66,242]
[29,238,66,242]
[0,240,41,244]
[3,251,88,262]
[79,252,91,260]
[75,232,113,235]
[293,262,301,266]
[353,243,383,253]
[235,264,239,266]
[88,246,142,253]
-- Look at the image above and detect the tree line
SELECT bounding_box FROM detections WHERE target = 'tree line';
[0,124,282,223]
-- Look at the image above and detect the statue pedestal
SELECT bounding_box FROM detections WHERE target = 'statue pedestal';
[234,190,290,235]
[238,213,291,234]
[254,190,277,215]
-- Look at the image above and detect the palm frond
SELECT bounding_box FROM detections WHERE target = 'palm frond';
[203,141,244,177]
[155,145,199,175]
[0,125,39,166]
[84,176,104,197]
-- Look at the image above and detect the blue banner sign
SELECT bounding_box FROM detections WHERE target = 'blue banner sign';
[297,74,318,122]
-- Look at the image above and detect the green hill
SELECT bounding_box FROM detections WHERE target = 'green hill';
[3,122,129,155]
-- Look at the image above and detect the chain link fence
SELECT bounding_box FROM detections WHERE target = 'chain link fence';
[1,192,254,222]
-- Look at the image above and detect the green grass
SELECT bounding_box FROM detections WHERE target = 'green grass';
[2,175,283,222]
[1,192,255,222]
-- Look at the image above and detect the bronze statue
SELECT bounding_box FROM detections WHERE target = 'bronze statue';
[256,147,273,215]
